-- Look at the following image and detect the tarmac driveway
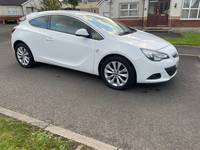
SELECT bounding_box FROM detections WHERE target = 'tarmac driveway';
[0,26,200,150]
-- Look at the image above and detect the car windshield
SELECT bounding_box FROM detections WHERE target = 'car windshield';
[83,15,136,36]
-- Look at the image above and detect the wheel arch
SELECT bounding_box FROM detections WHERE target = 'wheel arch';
[98,54,137,81]
[13,40,29,51]
[13,40,35,61]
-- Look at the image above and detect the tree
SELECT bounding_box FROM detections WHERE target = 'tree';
[68,0,79,10]
[33,0,61,11]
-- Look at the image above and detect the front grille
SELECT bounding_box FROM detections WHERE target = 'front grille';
[165,65,177,76]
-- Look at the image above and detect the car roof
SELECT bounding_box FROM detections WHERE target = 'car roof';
[26,10,101,20]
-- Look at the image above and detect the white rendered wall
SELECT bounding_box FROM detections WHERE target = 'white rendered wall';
[99,0,183,19]
[0,5,23,15]
[99,0,145,18]
[0,6,2,15]
[169,0,182,17]
[111,0,142,18]
[99,1,110,16]
[22,0,40,15]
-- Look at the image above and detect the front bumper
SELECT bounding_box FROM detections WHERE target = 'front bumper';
[133,45,179,83]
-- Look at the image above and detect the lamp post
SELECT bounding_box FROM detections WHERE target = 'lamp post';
[142,0,145,30]
[168,9,171,33]
[90,1,91,12]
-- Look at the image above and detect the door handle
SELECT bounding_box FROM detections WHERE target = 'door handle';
[46,37,54,42]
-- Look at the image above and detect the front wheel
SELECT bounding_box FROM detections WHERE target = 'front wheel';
[100,56,136,90]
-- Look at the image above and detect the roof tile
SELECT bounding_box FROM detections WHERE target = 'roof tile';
[0,0,28,6]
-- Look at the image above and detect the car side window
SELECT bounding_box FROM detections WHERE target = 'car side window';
[91,29,103,40]
[50,15,88,35]
[29,16,48,29]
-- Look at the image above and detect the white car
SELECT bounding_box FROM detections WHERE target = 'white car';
[11,11,179,90]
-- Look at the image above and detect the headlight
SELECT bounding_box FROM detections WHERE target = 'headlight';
[141,48,169,61]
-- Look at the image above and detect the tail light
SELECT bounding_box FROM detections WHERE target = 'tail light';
[12,28,16,34]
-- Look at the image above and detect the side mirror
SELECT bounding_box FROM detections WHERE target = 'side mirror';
[75,29,89,38]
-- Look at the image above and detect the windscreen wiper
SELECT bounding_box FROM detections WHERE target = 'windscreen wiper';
[119,31,133,36]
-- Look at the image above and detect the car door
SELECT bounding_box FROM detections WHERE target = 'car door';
[42,15,95,73]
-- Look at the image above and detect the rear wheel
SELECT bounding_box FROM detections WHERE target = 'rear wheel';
[100,56,136,90]
[15,43,35,68]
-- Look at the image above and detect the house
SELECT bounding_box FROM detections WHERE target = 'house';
[63,0,100,13]
[0,0,40,24]
[21,0,41,15]
[98,0,200,32]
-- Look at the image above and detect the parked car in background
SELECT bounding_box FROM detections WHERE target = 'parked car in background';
[11,11,179,90]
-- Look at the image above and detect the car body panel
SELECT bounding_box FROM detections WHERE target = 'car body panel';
[11,23,47,61]
[121,30,170,50]
[42,29,95,73]
[93,36,144,75]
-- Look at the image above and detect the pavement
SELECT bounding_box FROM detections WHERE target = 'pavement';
[147,31,184,38]
[0,26,200,150]
[175,45,200,55]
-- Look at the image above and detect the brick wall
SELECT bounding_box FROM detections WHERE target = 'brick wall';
[143,18,147,28]
[114,18,143,27]
[169,17,200,27]
[112,17,200,28]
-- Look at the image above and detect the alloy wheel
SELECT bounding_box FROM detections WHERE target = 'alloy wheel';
[16,46,30,66]
[104,61,129,87]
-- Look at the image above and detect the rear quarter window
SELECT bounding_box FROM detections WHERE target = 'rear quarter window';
[29,16,48,29]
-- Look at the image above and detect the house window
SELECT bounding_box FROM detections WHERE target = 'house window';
[83,0,87,4]
[26,7,34,14]
[85,9,91,12]
[181,0,200,19]
[8,8,20,15]
[93,9,96,13]
[120,3,138,17]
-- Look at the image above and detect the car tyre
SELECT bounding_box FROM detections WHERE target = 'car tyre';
[15,43,35,68]
[100,56,136,90]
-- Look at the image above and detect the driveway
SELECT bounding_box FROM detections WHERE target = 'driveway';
[0,26,200,150]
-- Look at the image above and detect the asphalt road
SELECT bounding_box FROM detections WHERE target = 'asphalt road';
[1,26,200,150]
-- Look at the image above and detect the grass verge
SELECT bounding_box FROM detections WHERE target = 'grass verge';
[0,114,81,150]
[163,32,200,46]
[7,20,16,22]
[4,24,17,27]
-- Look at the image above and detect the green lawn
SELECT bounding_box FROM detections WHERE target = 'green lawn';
[163,32,200,46]
[7,20,16,22]
[0,115,80,150]
[4,24,18,27]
